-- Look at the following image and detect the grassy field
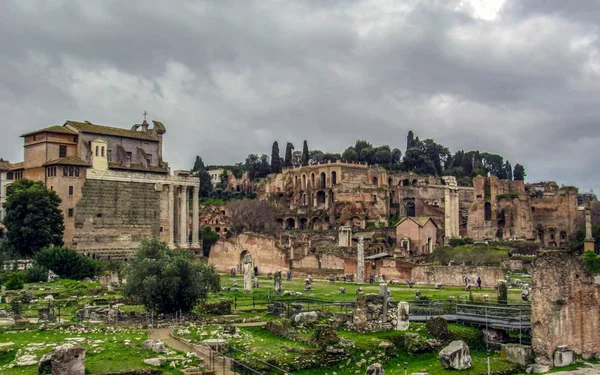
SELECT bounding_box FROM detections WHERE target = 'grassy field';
[0,275,530,375]
[210,274,525,314]
[0,324,202,375]
[176,322,521,375]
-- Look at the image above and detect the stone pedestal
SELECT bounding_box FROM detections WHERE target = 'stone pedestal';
[553,345,575,367]
[500,344,533,366]
[396,302,409,331]
[584,239,596,252]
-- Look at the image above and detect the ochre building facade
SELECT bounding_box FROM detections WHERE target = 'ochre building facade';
[14,120,198,259]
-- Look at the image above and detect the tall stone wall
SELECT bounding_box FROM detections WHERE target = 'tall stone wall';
[531,252,600,364]
[411,265,504,288]
[72,180,161,259]
[209,234,289,274]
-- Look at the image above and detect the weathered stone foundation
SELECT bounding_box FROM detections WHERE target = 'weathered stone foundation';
[531,251,600,364]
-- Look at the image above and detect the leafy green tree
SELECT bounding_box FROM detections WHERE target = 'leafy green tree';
[271,141,282,173]
[323,153,341,162]
[309,150,325,164]
[34,246,96,280]
[198,170,213,198]
[301,140,309,166]
[567,225,600,253]
[342,147,359,162]
[200,226,220,257]
[3,179,64,257]
[124,237,220,313]
[284,142,294,168]
[192,156,205,172]
[246,154,270,180]
[513,164,526,181]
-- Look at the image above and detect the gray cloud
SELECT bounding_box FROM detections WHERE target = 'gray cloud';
[1,0,599,193]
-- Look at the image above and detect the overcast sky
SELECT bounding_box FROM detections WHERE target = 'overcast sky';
[1,0,599,193]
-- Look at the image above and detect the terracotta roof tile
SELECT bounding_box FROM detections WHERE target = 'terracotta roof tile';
[65,120,158,141]
[43,156,91,167]
[21,125,77,137]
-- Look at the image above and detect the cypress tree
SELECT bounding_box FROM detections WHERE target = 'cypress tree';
[284,142,294,167]
[271,141,281,173]
[301,140,309,166]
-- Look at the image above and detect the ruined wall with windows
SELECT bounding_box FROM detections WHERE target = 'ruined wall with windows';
[260,161,468,234]
[467,176,578,243]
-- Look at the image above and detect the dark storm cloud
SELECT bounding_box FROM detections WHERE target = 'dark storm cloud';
[1,0,599,193]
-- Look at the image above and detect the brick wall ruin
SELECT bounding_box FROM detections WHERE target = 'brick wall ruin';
[531,251,600,364]
[468,176,578,243]
[208,233,289,274]
[411,265,505,288]
[72,180,161,259]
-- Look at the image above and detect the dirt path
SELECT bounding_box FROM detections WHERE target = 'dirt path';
[149,327,236,375]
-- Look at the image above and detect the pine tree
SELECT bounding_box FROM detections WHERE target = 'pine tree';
[406,131,415,149]
[301,140,309,166]
[513,164,526,181]
[284,142,294,167]
[504,161,513,180]
[271,141,281,173]
[192,156,205,172]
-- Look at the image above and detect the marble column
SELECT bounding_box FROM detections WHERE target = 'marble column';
[584,208,595,252]
[356,236,365,284]
[168,184,175,248]
[179,185,188,248]
[192,186,200,248]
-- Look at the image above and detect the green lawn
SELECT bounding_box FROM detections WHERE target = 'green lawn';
[0,325,201,375]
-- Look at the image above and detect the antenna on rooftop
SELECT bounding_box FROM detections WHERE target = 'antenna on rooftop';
[143,110,148,122]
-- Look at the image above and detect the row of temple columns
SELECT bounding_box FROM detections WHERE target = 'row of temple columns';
[168,184,199,248]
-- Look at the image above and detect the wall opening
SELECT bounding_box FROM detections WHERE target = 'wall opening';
[484,202,492,221]
[406,201,416,217]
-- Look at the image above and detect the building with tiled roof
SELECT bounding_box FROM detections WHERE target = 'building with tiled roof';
[395,216,438,258]
[13,119,200,259]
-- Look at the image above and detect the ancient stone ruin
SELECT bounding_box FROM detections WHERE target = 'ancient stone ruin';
[438,340,472,370]
[352,294,398,332]
[531,251,600,364]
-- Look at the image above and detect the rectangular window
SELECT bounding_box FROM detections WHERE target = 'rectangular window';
[68,208,74,217]
[33,135,37,141]
[50,186,54,191]
[63,167,68,177]
[59,145,67,158]
[6,172,13,180]
[68,186,74,196]
[107,150,112,161]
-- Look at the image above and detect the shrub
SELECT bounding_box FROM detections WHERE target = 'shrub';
[582,252,600,275]
[26,263,48,283]
[124,237,221,313]
[426,317,449,341]
[5,272,24,290]
[34,246,96,280]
